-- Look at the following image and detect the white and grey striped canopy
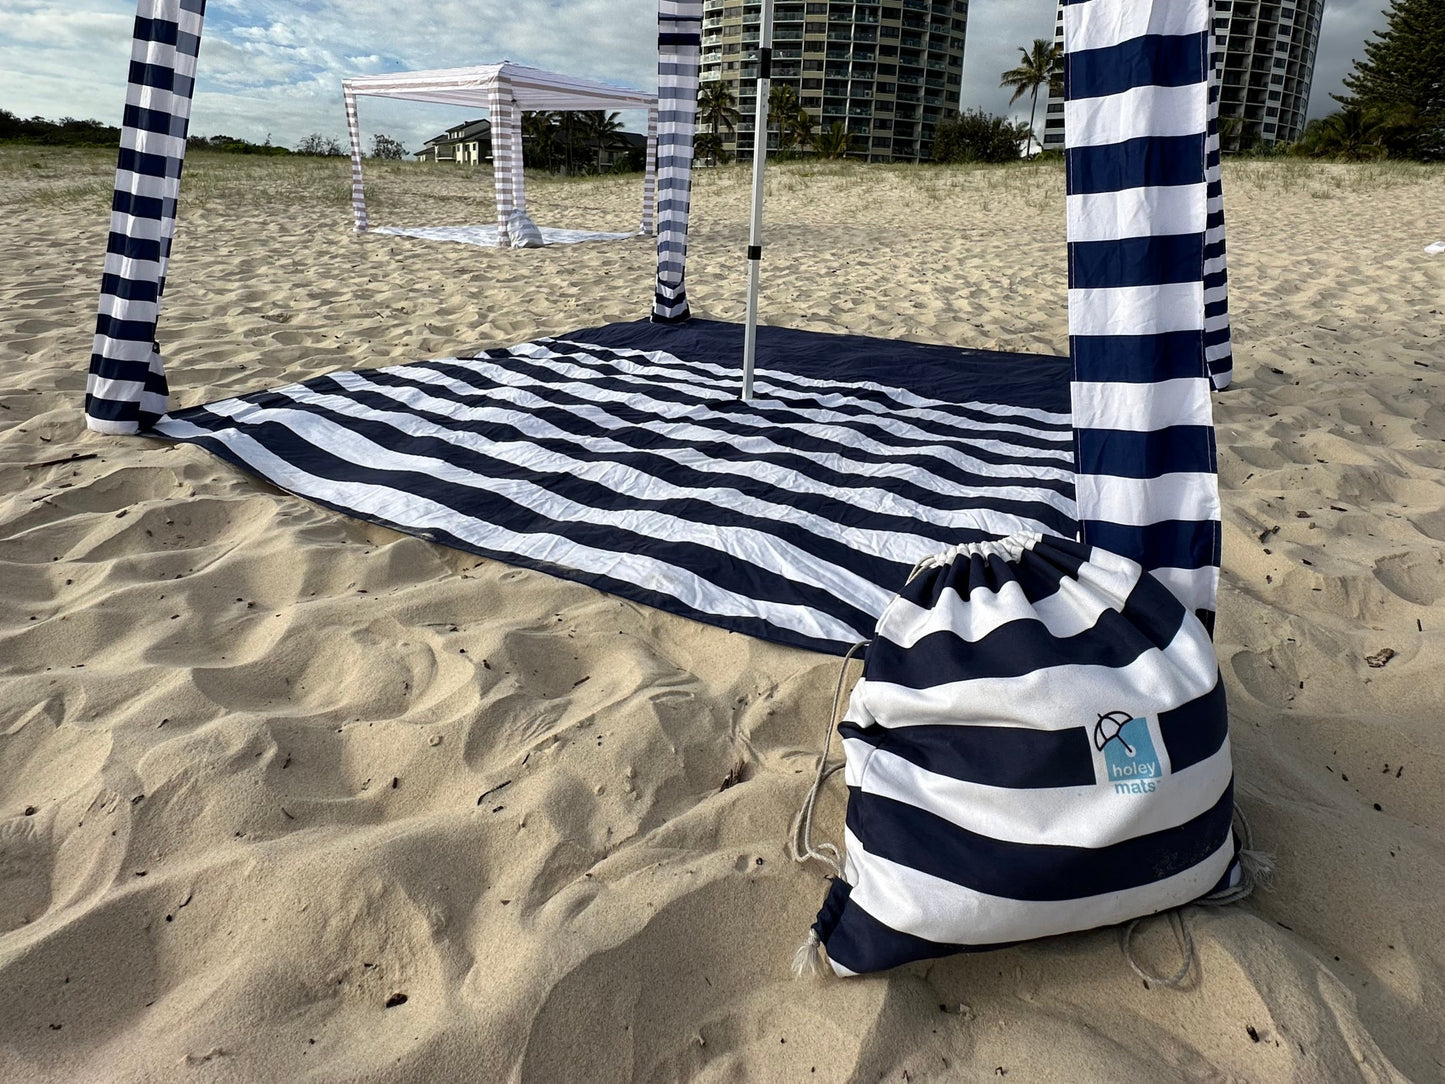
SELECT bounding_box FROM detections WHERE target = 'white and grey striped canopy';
[342,63,659,112]
[339,62,661,242]
[87,0,1231,625]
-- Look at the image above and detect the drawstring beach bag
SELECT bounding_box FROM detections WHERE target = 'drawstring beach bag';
[793,532,1245,977]
[506,209,545,248]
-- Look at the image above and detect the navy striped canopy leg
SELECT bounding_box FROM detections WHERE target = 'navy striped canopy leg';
[1064,0,1222,629]
[86,0,206,435]
[652,0,701,323]
[1204,24,1234,390]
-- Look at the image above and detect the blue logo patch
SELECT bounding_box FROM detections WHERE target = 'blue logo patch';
[1094,711,1163,795]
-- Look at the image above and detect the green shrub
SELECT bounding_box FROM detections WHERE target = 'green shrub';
[931,109,1030,165]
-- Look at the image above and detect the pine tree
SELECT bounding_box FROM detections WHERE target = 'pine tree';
[1335,0,1445,160]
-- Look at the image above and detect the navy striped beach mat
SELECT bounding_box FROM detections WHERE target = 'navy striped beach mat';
[152,320,1077,654]
[807,533,1240,976]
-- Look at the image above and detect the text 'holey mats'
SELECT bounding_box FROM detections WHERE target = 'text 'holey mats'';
[151,320,1077,655]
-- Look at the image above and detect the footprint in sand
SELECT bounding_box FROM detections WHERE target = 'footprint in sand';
[1373,551,1445,606]
[0,815,52,931]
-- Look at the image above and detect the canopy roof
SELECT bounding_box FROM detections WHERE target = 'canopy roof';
[342,62,657,113]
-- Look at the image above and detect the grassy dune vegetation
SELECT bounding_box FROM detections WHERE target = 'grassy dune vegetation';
[5,145,1440,221]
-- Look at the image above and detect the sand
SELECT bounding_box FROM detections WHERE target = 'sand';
[1,147,1443,1082]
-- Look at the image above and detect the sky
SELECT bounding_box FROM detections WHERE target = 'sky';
[0,0,1391,154]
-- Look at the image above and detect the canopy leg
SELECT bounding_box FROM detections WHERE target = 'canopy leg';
[1204,28,1233,390]
[511,109,526,214]
[345,91,369,232]
[1064,0,1224,625]
[651,0,702,323]
[489,83,514,247]
[641,104,658,235]
[86,0,207,434]
[740,0,775,401]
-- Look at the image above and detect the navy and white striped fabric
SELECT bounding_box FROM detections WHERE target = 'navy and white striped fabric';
[85,0,205,435]
[1204,29,1233,390]
[812,533,1238,976]
[150,321,1077,654]
[1064,0,1223,628]
[652,0,701,322]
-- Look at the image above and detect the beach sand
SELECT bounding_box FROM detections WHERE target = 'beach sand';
[1,148,1443,1081]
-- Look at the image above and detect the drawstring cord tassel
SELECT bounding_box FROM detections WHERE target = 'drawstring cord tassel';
[791,929,827,978]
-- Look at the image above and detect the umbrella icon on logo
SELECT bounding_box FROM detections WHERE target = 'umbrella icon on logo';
[1094,711,1137,757]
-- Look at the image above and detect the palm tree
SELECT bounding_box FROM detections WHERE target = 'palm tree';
[697,80,739,164]
[815,121,849,159]
[786,107,816,154]
[1310,106,1389,161]
[999,38,1062,157]
[769,83,803,154]
[582,110,626,172]
[522,111,560,171]
[555,111,586,174]
[694,131,729,165]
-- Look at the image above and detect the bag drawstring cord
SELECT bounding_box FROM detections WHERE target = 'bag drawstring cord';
[788,640,869,880]
[1119,805,1274,989]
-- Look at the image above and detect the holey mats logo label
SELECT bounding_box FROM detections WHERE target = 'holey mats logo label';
[1092,711,1171,795]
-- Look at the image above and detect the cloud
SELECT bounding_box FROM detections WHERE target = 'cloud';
[1308,0,1387,116]
[961,0,1060,123]
[0,0,659,152]
[0,0,1391,153]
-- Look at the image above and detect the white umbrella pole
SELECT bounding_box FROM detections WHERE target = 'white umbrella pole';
[741,0,774,401]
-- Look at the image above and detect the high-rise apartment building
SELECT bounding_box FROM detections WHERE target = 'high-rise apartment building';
[699,0,970,163]
[1212,0,1325,149]
[1042,0,1326,153]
